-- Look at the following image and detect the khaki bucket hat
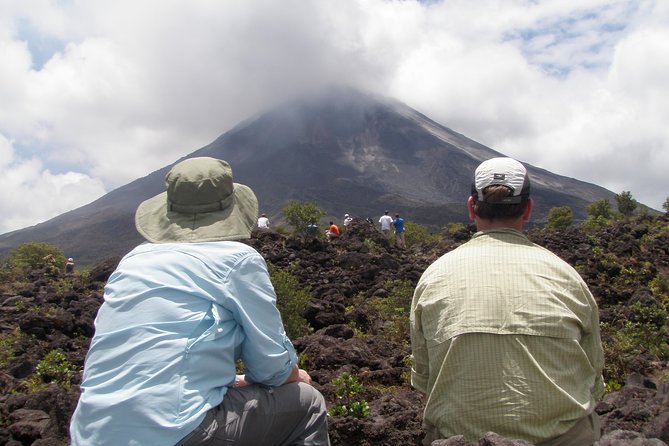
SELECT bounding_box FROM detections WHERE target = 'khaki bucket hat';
[135,157,258,243]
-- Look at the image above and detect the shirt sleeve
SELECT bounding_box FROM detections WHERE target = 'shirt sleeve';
[410,280,429,394]
[224,253,297,387]
[579,281,606,401]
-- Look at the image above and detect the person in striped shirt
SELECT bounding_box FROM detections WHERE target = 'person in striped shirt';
[410,157,604,446]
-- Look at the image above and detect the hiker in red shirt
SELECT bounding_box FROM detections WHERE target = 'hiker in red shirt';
[325,221,339,241]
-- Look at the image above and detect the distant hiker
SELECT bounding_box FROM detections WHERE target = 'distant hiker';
[393,214,406,249]
[325,221,339,241]
[343,213,352,232]
[306,222,319,238]
[42,254,58,275]
[70,157,330,446]
[65,257,75,273]
[410,157,604,446]
[257,213,270,230]
[379,210,393,237]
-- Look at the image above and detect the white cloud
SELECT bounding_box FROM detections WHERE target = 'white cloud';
[0,0,667,234]
[0,134,106,233]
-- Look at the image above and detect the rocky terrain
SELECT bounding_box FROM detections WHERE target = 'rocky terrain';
[0,214,668,445]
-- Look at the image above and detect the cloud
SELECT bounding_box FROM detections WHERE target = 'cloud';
[0,134,106,233]
[0,0,667,235]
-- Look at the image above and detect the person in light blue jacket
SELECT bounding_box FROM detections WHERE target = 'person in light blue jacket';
[70,157,330,446]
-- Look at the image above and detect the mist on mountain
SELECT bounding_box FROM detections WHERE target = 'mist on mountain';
[0,88,616,266]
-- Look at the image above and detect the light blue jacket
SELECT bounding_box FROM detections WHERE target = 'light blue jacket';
[70,241,298,445]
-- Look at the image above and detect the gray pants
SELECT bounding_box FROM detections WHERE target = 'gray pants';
[176,382,330,446]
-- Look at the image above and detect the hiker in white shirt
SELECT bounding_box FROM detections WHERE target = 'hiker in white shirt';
[379,210,393,237]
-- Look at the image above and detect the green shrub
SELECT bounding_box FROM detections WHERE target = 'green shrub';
[268,264,312,339]
[404,221,439,247]
[581,199,615,230]
[363,238,380,255]
[581,215,611,231]
[445,222,466,235]
[587,199,613,220]
[650,275,669,302]
[601,302,669,384]
[0,328,22,368]
[605,379,622,393]
[356,279,414,343]
[615,191,637,217]
[3,242,66,279]
[545,206,573,230]
[34,350,79,388]
[328,372,370,419]
[282,200,327,236]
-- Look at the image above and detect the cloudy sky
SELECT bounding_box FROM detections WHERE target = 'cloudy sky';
[1,0,667,234]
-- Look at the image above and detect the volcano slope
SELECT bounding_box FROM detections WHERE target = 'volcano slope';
[0,215,668,446]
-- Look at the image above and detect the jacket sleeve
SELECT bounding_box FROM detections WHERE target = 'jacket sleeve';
[224,253,297,387]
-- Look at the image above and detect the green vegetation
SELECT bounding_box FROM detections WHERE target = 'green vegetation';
[545,206,573,230]
[349,278,414,344]
[587,199,614,220]
[444,222,466,235]
[282,200,327,236]
[581,199,613,230]
[328,372,370,418]
[0,328,22,368]
[615,191,638,217]
[663,197,669,213]
[268,263,312,339]
[602,301,669,385]
[404,221,440,247]
[363,238,380,254]
[2,242,67,280]
[605,379,622,393]
[650,275,669,302]
[33,350,79,389]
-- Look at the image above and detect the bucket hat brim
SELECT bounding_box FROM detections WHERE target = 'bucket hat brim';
[135,183,258,243]
[134,158,258,243]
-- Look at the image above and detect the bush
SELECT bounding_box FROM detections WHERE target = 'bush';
[34,350,79,388]
[615,191,638,217]
[582,200,614,230]
[545,206,573,230]
[3,242,66,279]
[0,328,22,368]
[352,278,414,343]
[404,221,439,247]
[601,302,669,384]
[328,372,370,419]
[445,222,466,235]
[268,264,312,339]
[587,199,613,220]
[282,200,327,236]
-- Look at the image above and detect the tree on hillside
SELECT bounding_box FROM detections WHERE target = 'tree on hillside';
[282,200,327,235]
[615,191,637,217]
[3,242,66,278]
[582,199,613,230]
[663,197,669,214]
[545,206,573,230]
[587,199,613,219]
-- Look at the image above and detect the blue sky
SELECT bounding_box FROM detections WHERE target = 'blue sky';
[0,0,667,233]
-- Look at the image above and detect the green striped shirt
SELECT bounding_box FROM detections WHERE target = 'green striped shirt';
[410,228,604,444]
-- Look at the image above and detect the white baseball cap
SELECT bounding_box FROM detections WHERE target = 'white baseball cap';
[472,157,530,204]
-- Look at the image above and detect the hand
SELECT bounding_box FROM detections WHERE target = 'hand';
[234,374,250,387]
[296,368,312,385]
